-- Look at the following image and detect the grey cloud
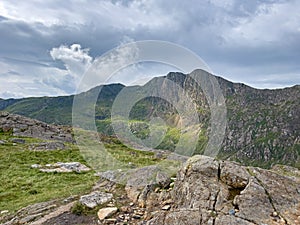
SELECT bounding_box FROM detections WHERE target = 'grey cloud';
[0,0,299,98]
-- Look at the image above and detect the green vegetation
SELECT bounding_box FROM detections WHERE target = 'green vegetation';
[1,74,299,170]
[0,129,162,213]
[0,134,97,213]
[105,142,161,168]
[157,127,180,150]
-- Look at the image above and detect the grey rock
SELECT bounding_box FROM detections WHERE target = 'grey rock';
[0,112,74,143]
[161,205,171,210]
[10,138,25,144]
[147,155,300,225]
[98,164,176,207]
[79,191,113,208]
[18,213,43,224]
[97,207,118,220]
[228,209,235,215]
[1,200,57,225]
[30,142,65,150]
[33,162,91,173]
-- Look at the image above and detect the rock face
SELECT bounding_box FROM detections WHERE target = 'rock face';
[146,155,300,225]
[0,112,74,142]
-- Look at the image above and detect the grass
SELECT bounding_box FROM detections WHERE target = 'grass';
[73,128,163,172]
[105,143,161,168]
[0,129,166,213]
[0,133,97,213]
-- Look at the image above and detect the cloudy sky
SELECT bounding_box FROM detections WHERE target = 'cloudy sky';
[0,0,299,98]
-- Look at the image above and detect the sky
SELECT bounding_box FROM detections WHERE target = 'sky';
[0,0,299,98]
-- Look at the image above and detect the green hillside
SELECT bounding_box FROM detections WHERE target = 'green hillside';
[1,70,299,168]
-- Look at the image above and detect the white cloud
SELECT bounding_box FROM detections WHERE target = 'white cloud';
[50,44,93,85]
[77,40,139,92]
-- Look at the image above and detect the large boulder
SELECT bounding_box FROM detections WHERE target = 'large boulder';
[146,155,300,225]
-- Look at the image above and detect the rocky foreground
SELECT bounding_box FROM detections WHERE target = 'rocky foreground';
[146,155,300,225]
[1,112,299,224]
[2,155,300,225]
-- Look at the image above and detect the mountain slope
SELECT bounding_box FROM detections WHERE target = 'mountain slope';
[0,69,299,168]
[1,84,125,125]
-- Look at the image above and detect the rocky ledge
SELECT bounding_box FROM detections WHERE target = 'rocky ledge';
[146,155,300,225]
[0,111,74,142]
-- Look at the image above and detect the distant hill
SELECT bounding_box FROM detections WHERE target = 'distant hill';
[0,84,125,125]
[1,69,299,168]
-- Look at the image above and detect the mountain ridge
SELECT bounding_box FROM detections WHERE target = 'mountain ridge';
[0,69,299,168]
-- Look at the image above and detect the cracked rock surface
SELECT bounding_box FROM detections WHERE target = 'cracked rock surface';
[146,155,300,225]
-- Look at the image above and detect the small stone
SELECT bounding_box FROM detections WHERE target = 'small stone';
[11,138,25,144]
[135,211,144,216]
[120,206,131,213]
[154,187,160,193]
[162,199,173,205]
[107,203,115,207]
[229,209,235,216]
[129,202,134,206]
[118,214,125,219]
[31,164,41,169]
[105,218,117,222]
[0,210,9,214]
[124,215,130,220]
[133,214,141,219]
[161,205,171,210]
[97,207,118,220]
[170,177,177,181]
[272,211,278,217]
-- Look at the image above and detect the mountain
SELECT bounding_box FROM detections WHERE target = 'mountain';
[0,83,125,125]
[0,69,299,168]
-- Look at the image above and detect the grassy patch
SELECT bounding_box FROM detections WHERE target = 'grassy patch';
[0,133,97,213]
[105,143,161,168]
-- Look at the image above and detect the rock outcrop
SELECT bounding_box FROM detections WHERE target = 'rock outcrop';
[146,155,300,225]
[2,155,300,225]
[31,162,91,173]
[0,111,74,142]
